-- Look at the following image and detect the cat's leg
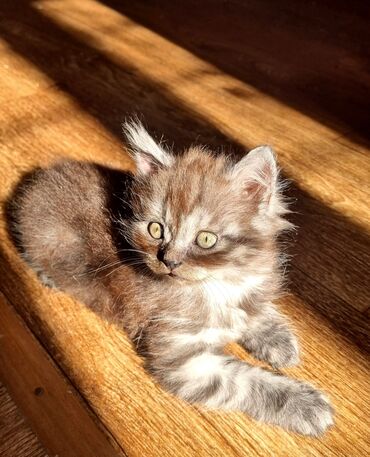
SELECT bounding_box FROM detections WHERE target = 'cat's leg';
[147,343,333,436]
[241,303,299,368]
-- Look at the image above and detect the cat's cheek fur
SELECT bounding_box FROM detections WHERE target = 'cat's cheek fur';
[148,258,169,276]
[172,265,209,281]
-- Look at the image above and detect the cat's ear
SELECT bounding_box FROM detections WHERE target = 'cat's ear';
[231,145,279,205]
[123,120,174,175]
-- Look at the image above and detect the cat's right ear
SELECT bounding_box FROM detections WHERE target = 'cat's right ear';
[230,145,279,205]
[122,120,174,175]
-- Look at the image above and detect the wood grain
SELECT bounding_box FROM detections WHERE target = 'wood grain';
[2,0,368,312]
[0,382,49,457]
[0,293,123,457]
[113,0,370,140]
[0,0,369,456]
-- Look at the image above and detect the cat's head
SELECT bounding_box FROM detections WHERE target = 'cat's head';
[122,121,291,282]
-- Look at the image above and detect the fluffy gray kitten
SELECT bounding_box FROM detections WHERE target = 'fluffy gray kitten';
[9,121,334,436]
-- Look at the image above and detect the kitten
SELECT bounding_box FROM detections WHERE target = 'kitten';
[9,121,334,436]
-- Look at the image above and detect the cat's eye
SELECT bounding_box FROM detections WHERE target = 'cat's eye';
[148,222,163,239]
[196,231,218,249]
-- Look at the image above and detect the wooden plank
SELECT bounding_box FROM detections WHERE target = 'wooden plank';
[3,0,370,218]
[0,1,368,456]
[0,292,124,457]
[105,0,370,139]
[36,0,370,217]
[288,185,370,313]
[0,0,367,311]
[0,247,369,457]
[0,382,49,457]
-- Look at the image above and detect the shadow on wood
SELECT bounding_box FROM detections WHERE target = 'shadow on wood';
[103,0,370,142]
[0,2,369,455]
[0,0,368,353]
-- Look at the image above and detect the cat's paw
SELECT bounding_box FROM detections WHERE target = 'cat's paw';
[251,369,334,436]
[281,382,334,436]
[264,332,299,368]
[246,330,300,368]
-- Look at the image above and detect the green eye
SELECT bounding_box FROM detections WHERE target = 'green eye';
[196,231,217,249]
[148,222,163,239]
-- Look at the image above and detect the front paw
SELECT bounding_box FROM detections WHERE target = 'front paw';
[281,382,334,436]
[246,330,300,368]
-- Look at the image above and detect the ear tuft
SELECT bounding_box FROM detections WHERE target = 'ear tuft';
[122,119,173,175]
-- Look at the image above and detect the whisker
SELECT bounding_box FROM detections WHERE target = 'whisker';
[104,260,146,278]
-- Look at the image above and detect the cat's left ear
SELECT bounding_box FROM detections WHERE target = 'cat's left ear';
[123,120,174,175]
[231,145,279,205]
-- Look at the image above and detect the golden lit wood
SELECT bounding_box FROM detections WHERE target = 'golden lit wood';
[0,0,369,456]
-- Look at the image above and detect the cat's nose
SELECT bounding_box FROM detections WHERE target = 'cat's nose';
[163,259,182,270]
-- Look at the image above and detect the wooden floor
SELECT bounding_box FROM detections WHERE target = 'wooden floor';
[0,1,369,456]
[0,382,49,457]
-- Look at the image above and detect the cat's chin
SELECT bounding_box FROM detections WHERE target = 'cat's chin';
[167,271,211,283]
[168,272,187,281]
[167,272,197,282]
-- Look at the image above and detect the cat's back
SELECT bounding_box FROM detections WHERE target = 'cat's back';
[7,161,119,289]
[10,161,110,229]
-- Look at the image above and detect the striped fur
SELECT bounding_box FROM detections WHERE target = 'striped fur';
[8,120,333,436]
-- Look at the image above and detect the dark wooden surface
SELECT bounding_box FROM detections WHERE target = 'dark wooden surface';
[114,0,370,140]
[0,382,49,457]
[0,293,124,457]
[0,1,369,456]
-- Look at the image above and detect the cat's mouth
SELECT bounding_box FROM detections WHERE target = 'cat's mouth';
[168,271,185,280]
[167,271,192,282]
[167,271,206,283]
[146,257,208,282]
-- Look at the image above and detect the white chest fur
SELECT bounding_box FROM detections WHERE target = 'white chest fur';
[202,275,265,309]
[170,275,265,348]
